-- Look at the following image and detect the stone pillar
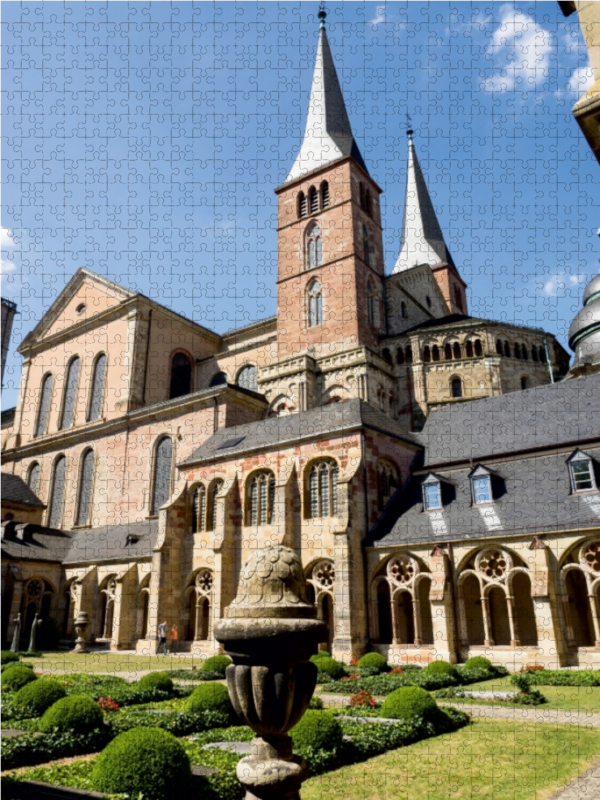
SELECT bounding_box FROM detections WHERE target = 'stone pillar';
[390,591,400,645]
[481,595,494,647]
[412,590,423,647]
[588,591,600,647]
[506,594,520,647]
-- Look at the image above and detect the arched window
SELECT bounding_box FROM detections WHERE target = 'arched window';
[532,346,538,362]
[396,347,405,365]
[474,339,483,357]
[496,339,503,355]
[320,181,330,209]
[401,301,407,319]
[151,436,173,515]
[520,376,529,391]
[405,346,413,363]
[362,224,370,265]
[377,461,399,510]
[59,357,81,430]
[210,371,227,387]
[248,470,276,526]
[514,343,521,359]
[237,365,258,392]
[191,484,206,533]
[444,343,452,360]
[208,480,223,531]
[453,342,461,359]
[309,186,318,214]
[423,346,431,363]
[454,284,464,312]
[382,348,392,365]
[75,448,95,527]
[48,455,67,528]
[307,224,322,270]
[308,459,339,519]
[521,344,528,360]
[466,341,474,358]
[432,345,440,362]
[35,374,53,438]
[365,189,372,217]
[298,191,307,218]
[308,280,323,327]
[504,341,511,358]
[366,281,374,325]
[87,354,107,422]
[27,462,41,495]
[359,182,366,210]
[170,353,192,399]
[451,377,463,398]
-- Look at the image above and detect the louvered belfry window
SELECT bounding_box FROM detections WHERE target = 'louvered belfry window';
[88,354,107,421]
[191,484,206,533]
[48,455,67,528]
[208,480,224,531]
[59,357,81,430]
[151,436,173,515]
[35,374,54,437]
[76,449,95,526]
[28,462,41,495]
[249,471,275,526]
[308,459,339,518]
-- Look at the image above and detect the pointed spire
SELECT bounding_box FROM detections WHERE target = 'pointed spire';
[285,6,368,184]
[392,129,457,274]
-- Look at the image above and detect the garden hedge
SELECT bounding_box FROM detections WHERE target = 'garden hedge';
[524,670,600,687]
[463,656,493,671]
[188,681,235,720]
[39,695,105,735]
[424,660,459,681]
[316,657,346,681]
[1,650,20,666]
[290,710,344,754]
[357,653,388,673]
[137,671,174,693]
[13,678,66,717]
[200,655,232,677]
[2,665,38,691]
[92,727,192,800]
[1,660,33,673]
[379,686,439,723]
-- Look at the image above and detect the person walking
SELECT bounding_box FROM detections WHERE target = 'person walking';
[170,623,178,654]
[156,620,167,656]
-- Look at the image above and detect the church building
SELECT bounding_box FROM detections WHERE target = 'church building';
[2,10,597,669]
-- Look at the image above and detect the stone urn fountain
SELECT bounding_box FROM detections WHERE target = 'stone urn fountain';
[214,546,327,800]
[72,611,90,654]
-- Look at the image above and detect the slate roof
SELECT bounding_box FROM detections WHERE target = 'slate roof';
[367,446,600,547]
[1,519,158,564]
[180,399,420,466]
[2,472,45,507]
[417,373,600,466]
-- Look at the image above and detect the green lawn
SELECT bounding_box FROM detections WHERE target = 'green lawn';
[455,675,600,713]
[303,718,600,800]
[23,651,203,675]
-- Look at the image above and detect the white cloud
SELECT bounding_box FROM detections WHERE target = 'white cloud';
[483,4,553,93]
[1,227,17,248]
[541,272,586,297]
[564,66,595,97]
[369,7,385,26]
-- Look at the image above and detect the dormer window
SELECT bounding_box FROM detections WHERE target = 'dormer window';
[567,450,597,493]
[470,465,493,505]
[422,474,442,510]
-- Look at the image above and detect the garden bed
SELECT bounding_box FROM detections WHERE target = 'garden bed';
[321,665,508,696]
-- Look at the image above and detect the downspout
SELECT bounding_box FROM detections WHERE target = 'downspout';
[142,309,152,404]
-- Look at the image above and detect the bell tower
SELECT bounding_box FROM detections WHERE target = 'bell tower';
[275,8,385,362]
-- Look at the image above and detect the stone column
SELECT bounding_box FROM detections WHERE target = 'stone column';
[588,592,600,647]
[390,591,400,645]
[481,595,494,647]
[412,590,423,647]
[506,594,520,647]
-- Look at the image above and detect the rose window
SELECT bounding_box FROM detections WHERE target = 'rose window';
[582,542,600,573]
[196,570,214,594]
[313,561,335,589]
[26,579,43,599]
[387,556,416,585]
[478,550,507,580]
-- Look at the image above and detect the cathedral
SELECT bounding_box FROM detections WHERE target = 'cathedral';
[2,10,599,669]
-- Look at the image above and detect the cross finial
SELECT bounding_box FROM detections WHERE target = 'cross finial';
[406,112,414,140]
[318,1,327,29]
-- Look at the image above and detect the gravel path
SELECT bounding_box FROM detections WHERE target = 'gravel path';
[546,757,600,799]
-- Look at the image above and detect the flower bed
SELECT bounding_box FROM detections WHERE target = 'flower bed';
[519,668,600,687]
[323,665,507,695]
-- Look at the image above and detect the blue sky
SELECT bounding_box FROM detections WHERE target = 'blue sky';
[2,0,598,407]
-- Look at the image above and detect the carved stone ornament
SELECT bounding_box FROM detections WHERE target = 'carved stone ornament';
[387,555,417,586]
[580,541,600,574]
[196,569,214,594]
[312,560,334,590]
[475,548,512,582]
[72,611,90,654]
[214,545,327,800]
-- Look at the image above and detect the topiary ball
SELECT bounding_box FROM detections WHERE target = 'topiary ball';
[92,727,191,800]
[380,686,439,723]
[1,665,38,691]
[424,660,459,680]
[357,653,388,673]
[1,651,20,666]
[13,678,66,717]
[200,655,232,677]
[39,695,104,734]
[315,657,346,681]
[291,711,343,753]
[310,651,330,664]
[463,656,493,671]
[1,661,33,673]
[137,671,174,693]
[187,681,234,719]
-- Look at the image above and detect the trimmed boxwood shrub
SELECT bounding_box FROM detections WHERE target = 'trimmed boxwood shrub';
[1,660,34,673]
[316,657,346,681]
[1,664,38,691]
[200,655,232,677]
[13,678,66,717]
[463,656,493,671]
[290,710,343,753]
[358,653,388,673]
[310,651,330,665]
[524,670,600,687]
[188,681,235,719]
[137,671,174,693]
[1,650,20,666]
[39,695,104,734]
[92,727,191,800]
[379,686,439,723]
[424,660,459,681]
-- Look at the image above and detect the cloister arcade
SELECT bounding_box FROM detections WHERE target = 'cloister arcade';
[561,540,600,649]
